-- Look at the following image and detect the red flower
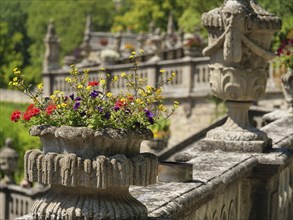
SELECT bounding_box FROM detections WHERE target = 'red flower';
[127,96,134,101]
[88,81,99,87]
[10,110,21,122]
[45,105,56,115]
[115,99,126,108]
[23,104,40,121]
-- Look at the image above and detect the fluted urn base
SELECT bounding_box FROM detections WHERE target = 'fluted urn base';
[32,185,147,220]
[198,101,271,152]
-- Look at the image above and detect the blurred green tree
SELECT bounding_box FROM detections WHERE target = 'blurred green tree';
[0,0,31,88]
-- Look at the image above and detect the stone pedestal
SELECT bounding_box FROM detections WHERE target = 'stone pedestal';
[24,125,158,219]
[199,0,281,152]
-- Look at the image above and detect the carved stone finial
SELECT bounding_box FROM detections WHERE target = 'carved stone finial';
[199,0,281,152]
[167,12,175,35]
[43,19,60,72]
[0,138,19,185]
[80,14,92,59]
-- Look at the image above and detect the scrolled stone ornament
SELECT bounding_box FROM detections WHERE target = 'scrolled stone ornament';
[199,0,282,152]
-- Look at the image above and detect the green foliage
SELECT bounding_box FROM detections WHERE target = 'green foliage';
[0,101,41,183]
[0,0,31,88]
[112,0,184,33]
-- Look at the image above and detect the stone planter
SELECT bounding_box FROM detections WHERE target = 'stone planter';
[199,0,281,152]
[25,125,158,219]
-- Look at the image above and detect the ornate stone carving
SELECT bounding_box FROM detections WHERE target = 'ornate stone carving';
[200,0,281,152]
[25,125,157,219]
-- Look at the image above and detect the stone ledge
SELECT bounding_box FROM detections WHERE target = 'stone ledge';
[25,150,158,188]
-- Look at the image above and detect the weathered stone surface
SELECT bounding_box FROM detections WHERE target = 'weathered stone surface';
[25,151,157,187]
[30,125,153,158]
[31,186,147,220]
[25,125,157,219]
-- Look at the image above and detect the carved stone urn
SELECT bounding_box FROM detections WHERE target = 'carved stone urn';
[200,0,282,152]
[25,125,157,219]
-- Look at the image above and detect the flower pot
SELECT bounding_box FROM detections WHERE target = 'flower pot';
[25,125,158,220]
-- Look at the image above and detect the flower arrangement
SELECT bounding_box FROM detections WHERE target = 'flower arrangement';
[9,50,179,131]
[275,30,293,70]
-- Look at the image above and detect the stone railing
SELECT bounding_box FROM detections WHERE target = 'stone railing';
[42,56,280,99]
[0,184,47,220]
[42,57,211,97]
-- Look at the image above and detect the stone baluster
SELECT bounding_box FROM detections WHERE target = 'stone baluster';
[198,0,282,152]
[0,138,19,185]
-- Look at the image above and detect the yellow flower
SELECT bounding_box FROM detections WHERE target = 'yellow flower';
[37,83,43,90]
[53,90,60,95]
[12,82,18,86]
[77,84,83,89]
[113,75,119,81]
[65,77,72,83]
[100,79,106,85]
[13,68,21,75]
[13,77,18,82]
[100,67,105,71]
[131,51,136,55]
[155,88,162,95]
[121,72,126,78]
[86,86,92,91]
[135,98,144,104]
[61,103,67,108]
[173,101,180,108]
[129,55,134,59]
[146,85,153,93]
[106,92,112,98]
[171,72,176,77]
[158,104,167,112]
[139,49,144,54]
[160,69,165,73]
[50,95,56,100]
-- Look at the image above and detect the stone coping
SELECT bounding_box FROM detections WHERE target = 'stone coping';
[129,115,293,218]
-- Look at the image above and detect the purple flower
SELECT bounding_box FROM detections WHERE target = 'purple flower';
[80,111,86,117]
[96,106,103,112]
[104,112,111,120]
[144,109,154,118]
[114,106,120,111]
[144,109,154,125]
[69,94,75,101]
[148,117,154,125]
[73,102,80,110]
[90,90,101,98]
[75,97,82,101]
